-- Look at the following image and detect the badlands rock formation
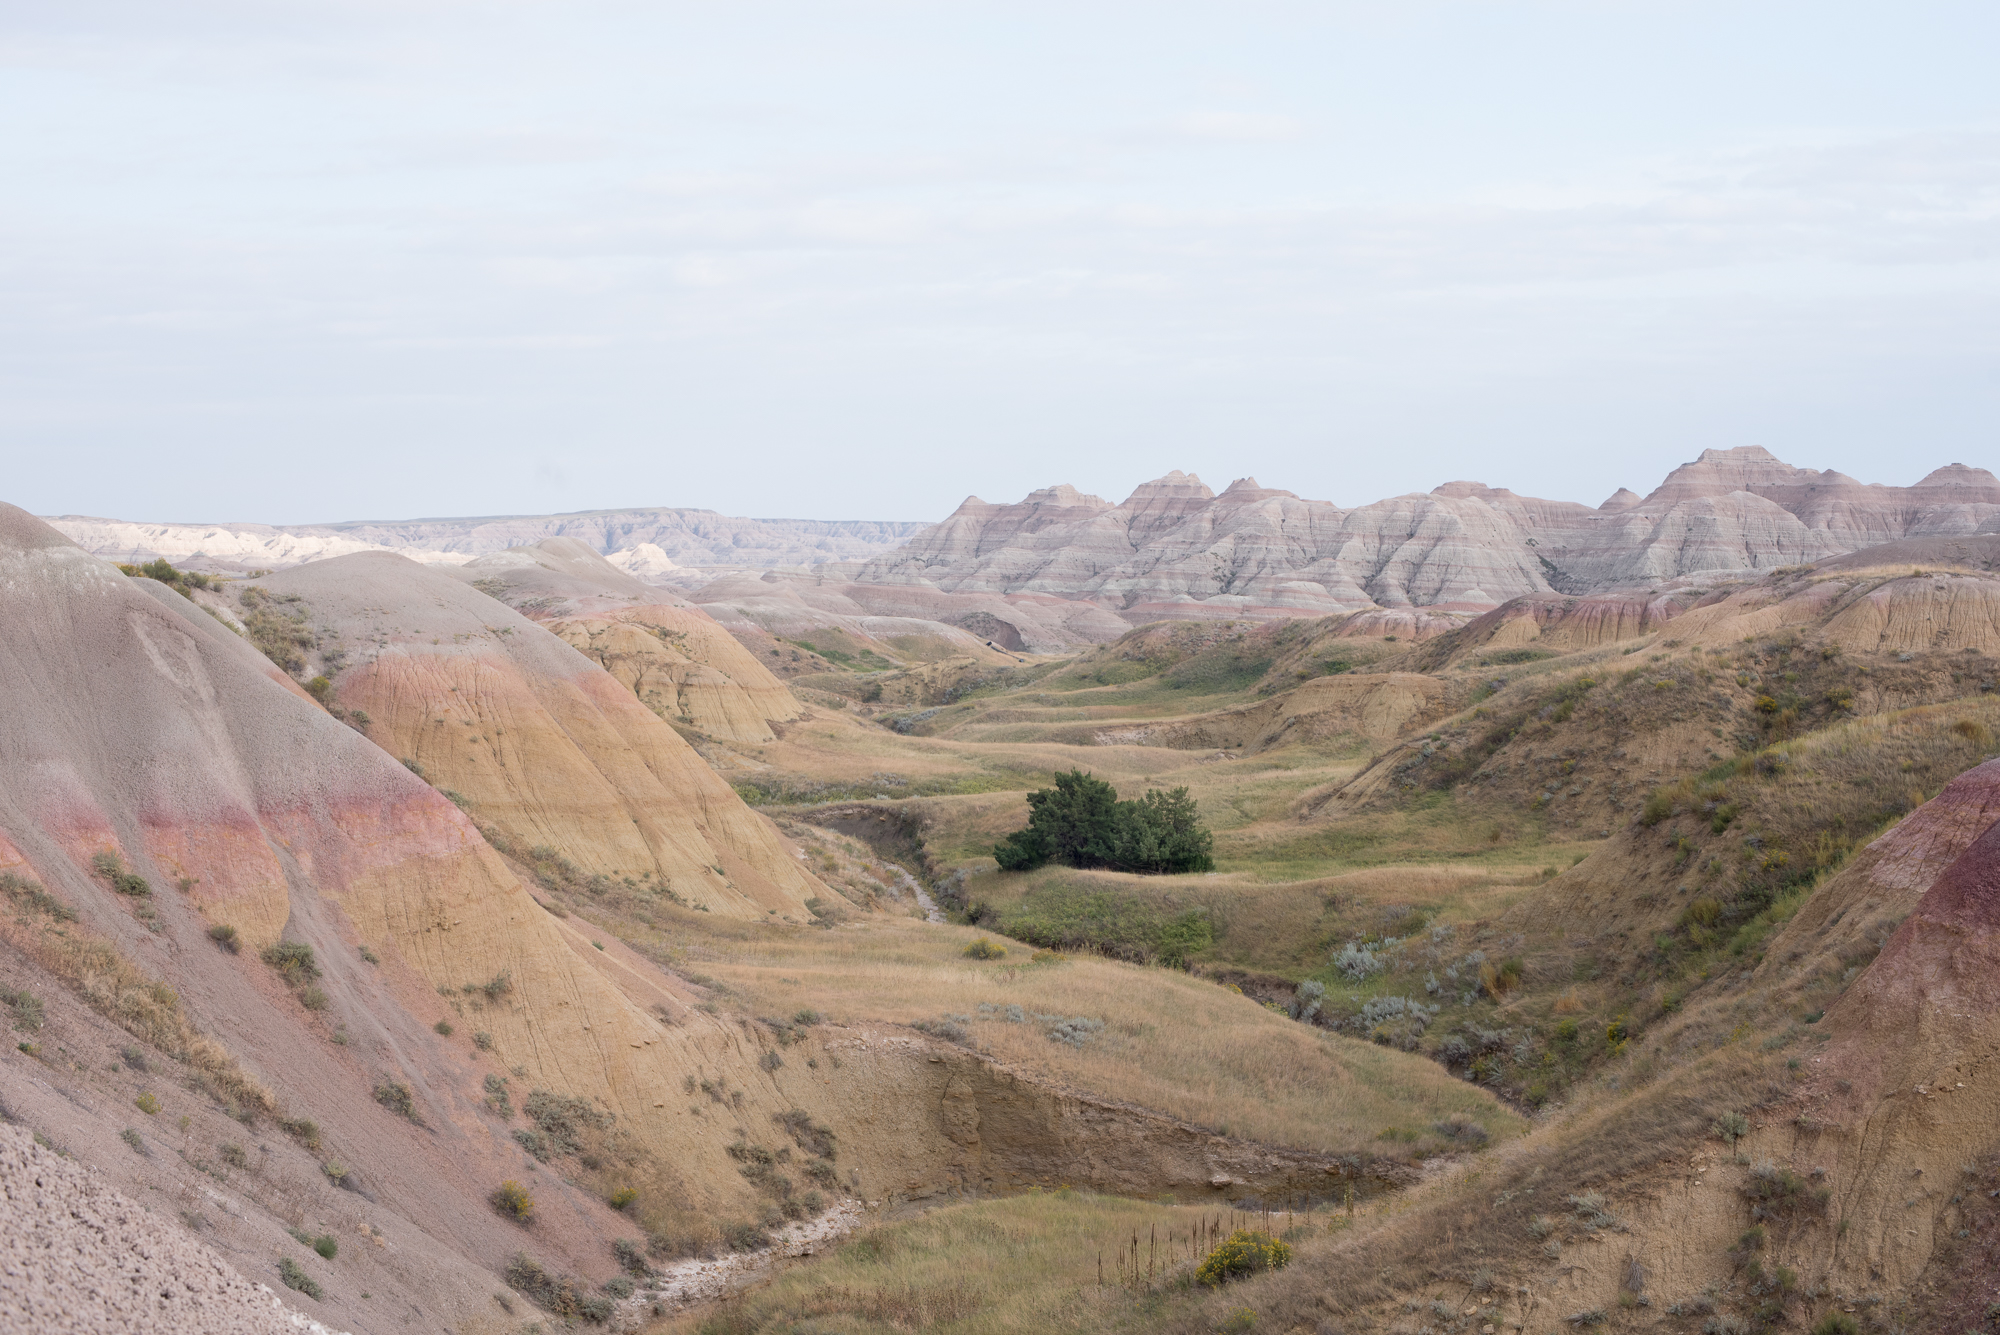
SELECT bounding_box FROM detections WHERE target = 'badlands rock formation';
[0,501,817,1327]
[855,449,2000,619]
[6,503,1378,1333]
[449,538,806,744]
[48,507,925,577]
[247,552,823,915]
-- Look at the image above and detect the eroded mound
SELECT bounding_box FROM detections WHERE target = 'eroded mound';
[248,551,823,917]
[453,538,806,744]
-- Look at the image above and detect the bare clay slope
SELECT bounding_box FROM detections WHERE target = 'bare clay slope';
[449,537,807,744]
[0,501,768,1331]
[252,552,823,918]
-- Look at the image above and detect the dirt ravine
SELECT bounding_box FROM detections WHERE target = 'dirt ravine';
[610,1199,867,1328]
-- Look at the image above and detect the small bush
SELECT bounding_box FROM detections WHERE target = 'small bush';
[261,940,319,985]
[433,1019,454,1036]
[372,1080,421,1124]
[0,988,43,1031]
[1432,1116,1489,1147]
[299,986,328,1011]
[479,970,513,1002]
[759,1050,784,1071]
[602,1275,633,1299]
[90,851,150,897]
[483,1073,514,1118]
[792,1008,822,1026]
[312,1234,338,1259]
[504,1253,611,1321]
[1196,1229,1292,1287]
[278,1257,322,1299]
[911,1015,971,1044]
[320,1161,350,1185]
[723,1221,770,1252]
[134,1092,159,1115]
[219,1142,248,1169]
[613,1237,648,1275]
[280,1117,321,1150]
[1743,1160,1829,1221]
[962,938,1006,960]
[357,945,380,964]
[1047,1015,1105,1048]
[609,1187,637,1211]
[120,1127,145,1154]
[1812,1315,1860,1335]
[1713,1111,1750,1144]
[491,1179,535,1223]
[473,1030,493,1050]
[207,924,241,953]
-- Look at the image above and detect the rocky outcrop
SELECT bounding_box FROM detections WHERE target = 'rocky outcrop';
[449,539,806,743]
[854,449,2000,619]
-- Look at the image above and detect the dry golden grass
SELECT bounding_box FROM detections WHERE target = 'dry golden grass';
[643,906,1522,1155]
[0,872,276,1117]
[653,1188,1349,1335]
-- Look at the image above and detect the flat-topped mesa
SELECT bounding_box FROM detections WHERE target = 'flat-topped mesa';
[1020,484,1112,510]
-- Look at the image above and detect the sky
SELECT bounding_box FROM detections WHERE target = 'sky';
[4,1,1998,525]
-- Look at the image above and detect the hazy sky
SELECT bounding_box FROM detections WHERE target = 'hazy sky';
[5,2,1998,525]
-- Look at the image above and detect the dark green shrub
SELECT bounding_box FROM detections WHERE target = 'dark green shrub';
[312,1234,337,1259]
[433,1019,453,1036]
[207,924,241,953]
[261,940,319,985]
[278,1257,322,1299]
[993,770,1214,874]
[90,851,150,897]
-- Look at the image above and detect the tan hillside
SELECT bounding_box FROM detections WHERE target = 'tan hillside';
[451,537,807,744]
[248,551,824,918]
